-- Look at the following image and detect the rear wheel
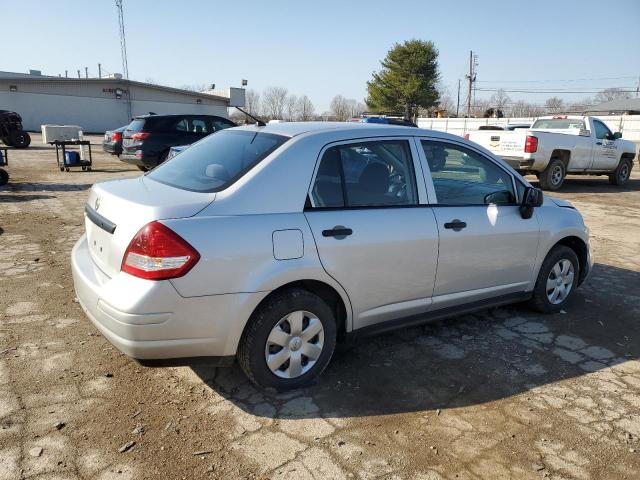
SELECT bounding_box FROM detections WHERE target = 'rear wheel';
[8,130,30,148]
[529,245,579,313]
[238,289,337,390]
[137,165,149,172]
[538,158,565,191]
[0,169,9,186]
[609,158,632,186]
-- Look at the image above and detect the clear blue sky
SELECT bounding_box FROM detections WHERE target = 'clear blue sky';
[2,0,639,111]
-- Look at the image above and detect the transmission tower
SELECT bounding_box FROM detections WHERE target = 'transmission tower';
[115,0,129,80]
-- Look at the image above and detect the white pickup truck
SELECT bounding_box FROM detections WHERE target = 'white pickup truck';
[467,116,636,190]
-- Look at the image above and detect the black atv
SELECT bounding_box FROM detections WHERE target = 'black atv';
[0,110,31,148]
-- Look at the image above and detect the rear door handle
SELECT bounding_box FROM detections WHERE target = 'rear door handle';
[444,219,467,231]
[322,226,353,238]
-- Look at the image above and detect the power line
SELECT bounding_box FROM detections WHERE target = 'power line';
[477,75,637,83]
[476,87,636,94]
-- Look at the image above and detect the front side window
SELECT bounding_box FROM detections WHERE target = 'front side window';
[421,140,515,206]
[148,130,288,192]
[593,120,612,140]
[311,140,418,208]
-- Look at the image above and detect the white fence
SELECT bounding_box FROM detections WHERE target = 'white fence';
[416,115,640,143]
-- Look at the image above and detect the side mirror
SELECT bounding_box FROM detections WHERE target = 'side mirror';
[520,187,543,219]
[613,132,622,140]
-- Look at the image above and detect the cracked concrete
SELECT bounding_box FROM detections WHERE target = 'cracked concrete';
[1,134,639,479]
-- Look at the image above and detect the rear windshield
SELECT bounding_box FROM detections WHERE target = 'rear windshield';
[147,130,288,192]
[532,119,585,130]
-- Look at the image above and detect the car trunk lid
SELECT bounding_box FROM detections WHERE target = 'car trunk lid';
[468,130,528,157]
[84,176,215,278]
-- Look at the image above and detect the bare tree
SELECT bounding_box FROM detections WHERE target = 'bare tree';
[567,97,593,113]
[296,95,316,121]
[262,86,288,119]
[470,99,491,118]
[180,83,209,92]
[594,88,631,104]
[245,89,261,115]
[545,96,565,114]
[284,94,298,121]
[330,95,352,121]
[489,89,511,113]
[510,100,544,118]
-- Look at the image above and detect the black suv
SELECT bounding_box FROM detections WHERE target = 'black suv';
[120,114,236,171]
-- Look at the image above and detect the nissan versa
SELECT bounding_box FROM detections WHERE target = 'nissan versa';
[72,123,592,390]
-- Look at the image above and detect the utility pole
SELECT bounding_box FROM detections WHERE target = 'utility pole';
[85,67,88,79]
[115,0,129,80]
[77,69,81,79]
[465,51,476,118]
[456,79,461,117]
[98,63,102,78]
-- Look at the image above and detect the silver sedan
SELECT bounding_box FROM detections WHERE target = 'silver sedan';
[72,122,592,390]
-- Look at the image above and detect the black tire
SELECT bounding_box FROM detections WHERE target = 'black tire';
[8,130,30,148]
[529,245,580,314]
[608,158,633,186]
[137,165,149,172]
[538,158,566,191]
[238,289,337,391]
[0,169,8,186]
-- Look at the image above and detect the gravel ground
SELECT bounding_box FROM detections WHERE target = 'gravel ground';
[1,134,639,480]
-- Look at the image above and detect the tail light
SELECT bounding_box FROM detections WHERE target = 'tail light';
[464,133,470,140]
[524,135,538,153]
[131,132,151,140]
[112,132,122,142]
[121,222,200,280]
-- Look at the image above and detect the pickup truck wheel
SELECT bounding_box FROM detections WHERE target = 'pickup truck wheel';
[529,245,579,314]
[608,158,632,186]
[238,289,337,391]
[538,158,565,191]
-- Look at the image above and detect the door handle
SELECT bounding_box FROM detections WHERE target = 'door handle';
[322,226,353,238]
[444,219,467,231]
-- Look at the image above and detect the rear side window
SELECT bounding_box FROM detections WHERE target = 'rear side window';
[147,130,288,192]
[311,140,418,208]
[126,119,145,132]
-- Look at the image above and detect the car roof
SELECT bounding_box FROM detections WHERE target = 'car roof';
[233,121,454,140]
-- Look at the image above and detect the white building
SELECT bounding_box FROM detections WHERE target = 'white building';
[0,70,245,132]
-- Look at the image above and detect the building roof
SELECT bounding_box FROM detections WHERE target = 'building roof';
[0,71,229,102]
[586,97,640,114]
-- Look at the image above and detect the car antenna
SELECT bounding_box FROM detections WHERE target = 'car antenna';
[236,107,266,127]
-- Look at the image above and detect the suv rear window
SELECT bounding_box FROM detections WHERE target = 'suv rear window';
[147,130,288,192]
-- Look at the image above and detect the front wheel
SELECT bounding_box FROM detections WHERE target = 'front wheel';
[529,245,579,313]
[0,169,8,186]
[538,158,566,191]
[238,289,337,390]
[8,131,31,148]
[609,158,632,186]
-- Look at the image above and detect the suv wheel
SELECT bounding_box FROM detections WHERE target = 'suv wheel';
[608,158,632,186]
[238,289,337,390]
[137,165,149,172]
[538,158,565,191]
[529,245,579,313]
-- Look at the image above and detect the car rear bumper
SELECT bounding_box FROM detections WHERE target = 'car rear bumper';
[71,234,266,359]
[500,156,535,170]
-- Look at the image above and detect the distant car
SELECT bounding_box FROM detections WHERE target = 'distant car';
[120,114,236,171]
[349,116,418,127]
[167,144,189,160]
[102,126,127,156]
[73,122,592,390]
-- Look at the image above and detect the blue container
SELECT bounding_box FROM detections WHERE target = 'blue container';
[64,151,80,166]
[0,150,5,166]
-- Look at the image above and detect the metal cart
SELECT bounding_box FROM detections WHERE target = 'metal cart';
[0,147,8,185]
[52,140,93,172]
